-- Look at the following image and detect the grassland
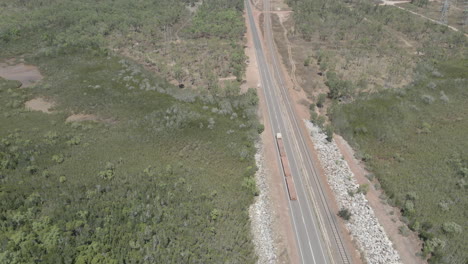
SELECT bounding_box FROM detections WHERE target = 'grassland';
[331,60,468,263]
[0,0,261,263]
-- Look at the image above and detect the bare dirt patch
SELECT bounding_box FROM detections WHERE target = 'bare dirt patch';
[65,114,98,123]
[25,98,54,113]
[218,75,237,81]
[334,135,426,264]
[269,0,292,11]
[0,62,43,88]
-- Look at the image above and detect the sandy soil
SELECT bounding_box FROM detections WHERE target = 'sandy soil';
[25,98,54,113]
[0,62,43,88]
[334,135,426,264]
[65,114,98,122]
[245,4,300,264]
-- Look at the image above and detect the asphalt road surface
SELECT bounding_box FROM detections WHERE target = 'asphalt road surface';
[245,0,351,263]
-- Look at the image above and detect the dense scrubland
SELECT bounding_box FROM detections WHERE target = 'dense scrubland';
[0,0,261,263]
[284,0,467,262]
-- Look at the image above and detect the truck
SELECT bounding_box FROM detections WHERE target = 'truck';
[276,133,297,201]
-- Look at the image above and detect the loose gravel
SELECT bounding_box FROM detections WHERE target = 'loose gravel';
[305,120,402,264]
[250,143,277,264]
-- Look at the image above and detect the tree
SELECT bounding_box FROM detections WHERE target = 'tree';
[325,71,352,100]
[338,208,352,220]
[325,125,334,142]
[442,222,462,235]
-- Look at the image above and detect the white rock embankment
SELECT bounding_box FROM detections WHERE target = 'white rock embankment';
[305,120,402,264]
[249,143,277,264]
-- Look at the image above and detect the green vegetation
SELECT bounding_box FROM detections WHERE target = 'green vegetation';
[0,0,247,88]
[285,0,467,262]
[331,60,468,263]
[286,0,466,97]
[0,0,260,263]
[338,208,352,221]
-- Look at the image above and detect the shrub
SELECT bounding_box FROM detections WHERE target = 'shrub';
[325,125,334,142]
[42,170,50,178]
[66,136,81,146]
[357,184,369,195]
[439,91,449,103]
[403,200,415,216]
[338,208,352,220]
[98,162,115,180]
[432,70,443,78]
[207,118,215,129]
[242,177,259,196]
[427,82,437,89]
[309,103,315,111]
[316,93,327,108]
[325,71,352,100]
[393,153,404,163]
[456,178,467,189]
[438,201,450,211]
[310,111,318,123]
[399,225,410,237]
[257,124,264,134]
[421,94,435,104]
[26,165,38,174]
[410,221,420,232]
[362,153,372,162]
[423,238,446,256]
[210,209,220,221]
[406,192,418,201]
[52,154,64,164]
[442,222,462,235]
[316,116,326,128]
[420,122,431,134]
[365,173,375,181]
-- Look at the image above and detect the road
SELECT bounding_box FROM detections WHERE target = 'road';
[245,0,351,263]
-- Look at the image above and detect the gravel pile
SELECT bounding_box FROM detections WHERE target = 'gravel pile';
[249,143,277,264]
[305,121,402,264]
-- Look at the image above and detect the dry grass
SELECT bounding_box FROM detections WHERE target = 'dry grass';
[271,13,415,101]
[398,1,467,33]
